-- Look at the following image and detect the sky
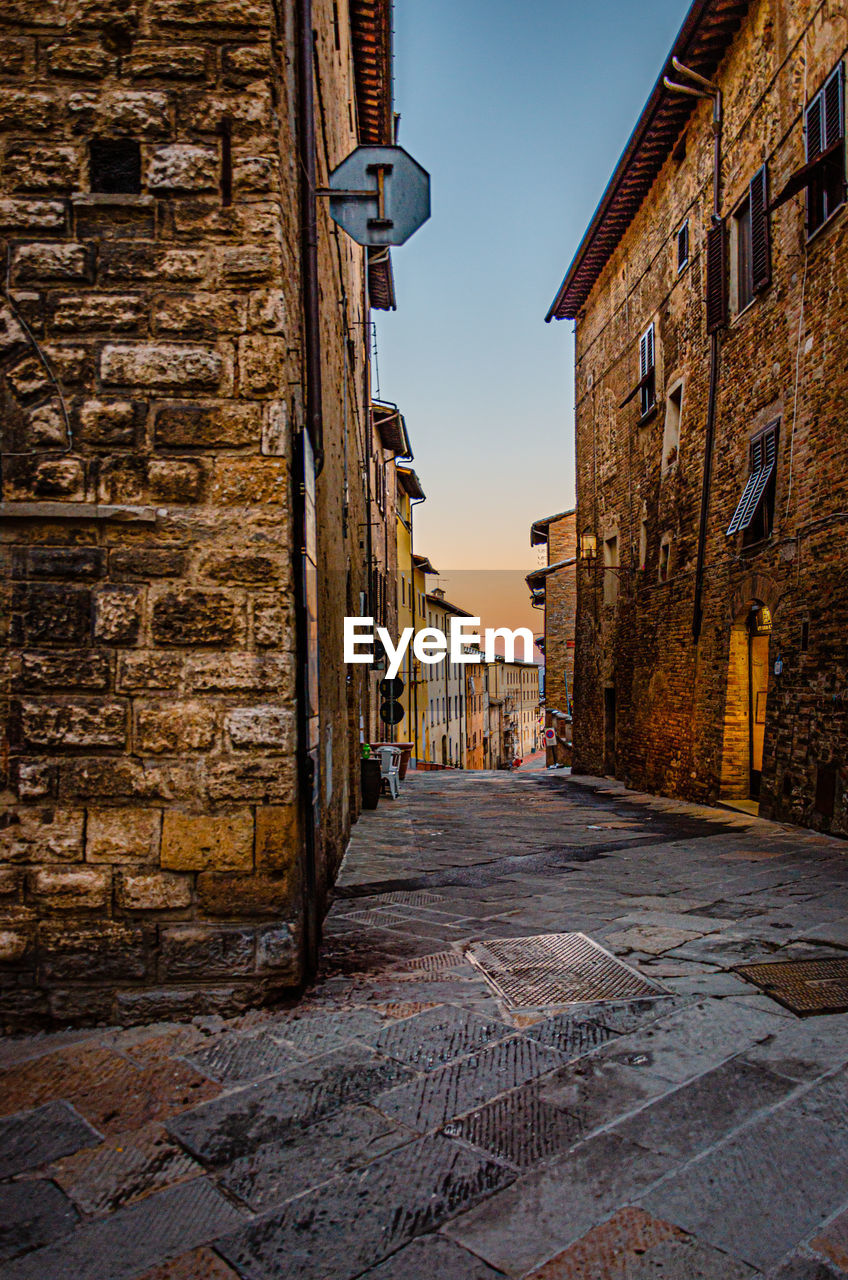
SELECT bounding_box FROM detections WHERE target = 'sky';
[375,0,688,592]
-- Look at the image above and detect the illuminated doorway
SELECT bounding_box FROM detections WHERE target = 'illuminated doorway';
[720,602,772,802]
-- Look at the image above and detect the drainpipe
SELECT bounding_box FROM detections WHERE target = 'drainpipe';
[663,58,722,642]
[298,0,324,475]
[294,0,321,979]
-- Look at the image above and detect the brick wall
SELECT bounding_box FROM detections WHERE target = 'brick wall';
[0,0,371,1028]
[571,0,848,835]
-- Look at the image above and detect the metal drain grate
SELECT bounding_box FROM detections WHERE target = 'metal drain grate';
[464,932,668,1009]
[735,956,848,1015]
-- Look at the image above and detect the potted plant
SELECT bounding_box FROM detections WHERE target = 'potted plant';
[360,744,381,810]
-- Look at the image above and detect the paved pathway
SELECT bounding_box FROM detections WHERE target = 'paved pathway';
[3,771,848,1277]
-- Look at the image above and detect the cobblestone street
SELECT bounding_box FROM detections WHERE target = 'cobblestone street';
[4,770,848,1278]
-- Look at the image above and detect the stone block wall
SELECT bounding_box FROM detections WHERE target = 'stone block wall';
[0,0,371,1027]
[571,0,848,834]
[543,511,576,715]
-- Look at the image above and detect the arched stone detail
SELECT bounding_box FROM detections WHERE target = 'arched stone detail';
[728,571,782,626]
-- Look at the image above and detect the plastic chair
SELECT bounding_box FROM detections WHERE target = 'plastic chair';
[377,745,401,799]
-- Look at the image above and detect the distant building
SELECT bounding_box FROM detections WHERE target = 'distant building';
[423,589,469,767]
[464,658,487,770]
[527,508,577,716]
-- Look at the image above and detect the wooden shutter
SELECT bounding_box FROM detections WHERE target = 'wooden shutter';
[806,92,824,161]
[823,62,844,149]
[639,323,655,379]
[677,221,689,271]
[750,164,771,293]
[706,219,726,333]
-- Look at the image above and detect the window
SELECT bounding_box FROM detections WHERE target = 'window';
[733,166,771,312]
[706,219,727,332]
[662,382,682,470]
[658,538,671,583]
[603,535,619,606]
[677,220,689,272]
[806,63,845,235]
[639,323,656,417]
[639,511,648,572]
[733,195,754,312]
[726,422,779,543]
[89,138,141,194]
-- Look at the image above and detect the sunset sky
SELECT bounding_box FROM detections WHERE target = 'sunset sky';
[375,0,687,581]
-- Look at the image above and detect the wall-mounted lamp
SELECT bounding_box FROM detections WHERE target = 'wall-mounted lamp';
[579,533,597,561]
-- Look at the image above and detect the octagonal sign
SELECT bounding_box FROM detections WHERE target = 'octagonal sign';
[327,145,430,247]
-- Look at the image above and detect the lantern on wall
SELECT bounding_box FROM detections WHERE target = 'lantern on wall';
[579,532,597,561]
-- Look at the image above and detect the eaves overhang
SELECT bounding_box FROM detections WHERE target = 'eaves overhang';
[368,247,396,311]
[545,0,749,323]
[530,506,576,546]
[372,402,408,455]
[525,557,576,588]
[413,553,438,574]
[350,0,393,147]
[396,466,425,501]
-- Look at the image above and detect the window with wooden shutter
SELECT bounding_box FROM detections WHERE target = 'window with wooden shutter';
[749,164,771,292]
[677,220,689,272]
[706,219,726,333]
[639,323,655,417]
[804,62,845,234]
[726,422,779,540]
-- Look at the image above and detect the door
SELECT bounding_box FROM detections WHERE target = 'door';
[604,686,616,775]
[746,604,771,800]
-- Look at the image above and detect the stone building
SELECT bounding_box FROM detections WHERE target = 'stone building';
[547,0,848,832]
[422,589,468,768]
[527,507,577,715]
[0,0,399,1027]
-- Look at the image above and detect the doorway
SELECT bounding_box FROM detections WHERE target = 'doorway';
[603,686,616,775]
[720,602,772,802]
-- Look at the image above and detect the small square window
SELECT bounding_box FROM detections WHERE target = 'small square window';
[89,139,142,195]
[677,221,689,272]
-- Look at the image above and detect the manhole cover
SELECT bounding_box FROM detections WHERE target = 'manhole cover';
[464,933,669,1009]
[735,956,848,1015]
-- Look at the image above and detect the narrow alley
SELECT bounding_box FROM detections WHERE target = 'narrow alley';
[3,770,848,1278]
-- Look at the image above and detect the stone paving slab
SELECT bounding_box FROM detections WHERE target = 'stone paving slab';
[610,1057,796,1161]
[168,1044,413,1165]
[372,1005,515,1070]
[442,1132,676,1276]
[182,1030,307,1084]
[639,1100,848,1270]
[599,998,786,1084]
[374,1036,564,1132]
[51,1120,203,1215]
[743,1014,848,1081]
[522,1206,757,1279]
[219,1103,414,1210]
[1,1179,243,1280]
[217,1134,515,1280]
[135,1248,241,1280]
[359,1233,507,1278]
[538,1055,673,1131]
[0,1179,78,1263]
[0,1101,100,1179]
[443,1080,585,1169]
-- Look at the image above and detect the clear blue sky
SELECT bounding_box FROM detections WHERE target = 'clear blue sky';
[375,0,687,570]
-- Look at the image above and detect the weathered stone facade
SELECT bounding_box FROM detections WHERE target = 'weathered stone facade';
[550,0,848,834]
[0,0,390,1027]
